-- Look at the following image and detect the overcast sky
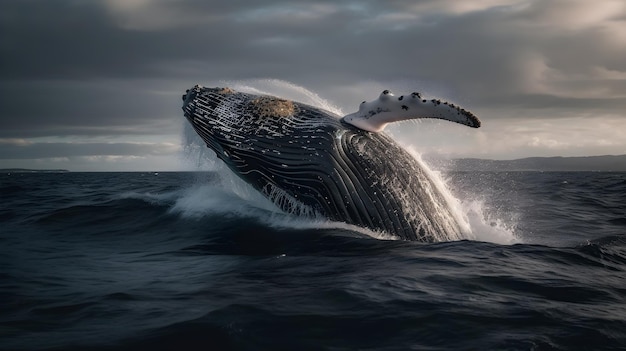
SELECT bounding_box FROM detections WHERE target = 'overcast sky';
[1,0,625,171]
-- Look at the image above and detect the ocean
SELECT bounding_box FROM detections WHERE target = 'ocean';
[1,170,625,350]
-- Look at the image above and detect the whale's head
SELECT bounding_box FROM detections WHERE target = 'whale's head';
[182,85,340,169]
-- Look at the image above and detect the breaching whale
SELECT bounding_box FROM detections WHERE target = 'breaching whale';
[182,85,480,241]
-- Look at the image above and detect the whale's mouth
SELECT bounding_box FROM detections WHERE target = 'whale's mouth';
[182,84,202,107]
[181,85,226,157]
[181,85,225,126]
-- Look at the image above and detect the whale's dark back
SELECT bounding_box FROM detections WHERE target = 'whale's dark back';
[183,86,463,241]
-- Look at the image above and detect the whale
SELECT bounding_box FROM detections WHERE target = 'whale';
[182,85,480,241]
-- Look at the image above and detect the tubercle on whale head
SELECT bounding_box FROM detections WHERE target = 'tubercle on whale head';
[182,85,302,124]
[250,96,296,118]
[182,85,237,102]
[342,90,481,132]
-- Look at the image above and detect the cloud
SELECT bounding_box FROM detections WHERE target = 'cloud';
[393,116,626,159]
[514,0,624,30]
[0,79,186,138]
[3,1,624,100]
[0,139,180,159]
[101,0,224,31]
[0,0,625,167]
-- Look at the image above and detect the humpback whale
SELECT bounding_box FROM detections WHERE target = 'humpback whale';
[182,85,480,241]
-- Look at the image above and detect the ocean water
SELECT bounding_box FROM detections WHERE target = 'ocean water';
[1,170,625,350]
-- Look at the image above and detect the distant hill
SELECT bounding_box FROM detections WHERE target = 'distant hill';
[1,168,70,173]
[426,155,626,172]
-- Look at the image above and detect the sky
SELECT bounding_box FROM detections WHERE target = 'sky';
[1,0,625,171]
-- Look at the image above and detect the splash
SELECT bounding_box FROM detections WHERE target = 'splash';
[408,148,520,245]
[169,183,277,219]
[461,199,520,244]
[179,79,518,244]
[405,147,472,237]
[181,122,218,171]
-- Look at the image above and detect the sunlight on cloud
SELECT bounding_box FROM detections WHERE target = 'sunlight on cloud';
[406,0,526,16]
[593,67,626,80]
[391,115,626,159]
[357,0,525,30]
[238,3,339,24]
[518,52,560,94]
[0,139,182,160]
[518,53,626,99]
[102,0,217,30]
[0,154,182,171]
[252,36,301,47]
[521,0,625,30]
[528,136,566,149]
[0,138,32,146]
[475,116,626,158]
[83,155,145,162]
[104,0,152,12]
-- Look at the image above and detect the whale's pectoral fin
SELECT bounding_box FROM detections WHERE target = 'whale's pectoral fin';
[342,90,481,132]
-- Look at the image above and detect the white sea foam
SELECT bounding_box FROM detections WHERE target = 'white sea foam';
[180,122,219,171]
[460,199,520,244]
[116,189,179,205]
[164,177,398,241]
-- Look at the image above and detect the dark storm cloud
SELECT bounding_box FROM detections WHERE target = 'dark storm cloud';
[2,1,623,95]
[0,0,505,84]
[0,0,355,81]
[1,0,625,164]
[0,80,182,138]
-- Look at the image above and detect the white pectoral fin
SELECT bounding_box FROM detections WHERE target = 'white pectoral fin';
[342,90,481,132]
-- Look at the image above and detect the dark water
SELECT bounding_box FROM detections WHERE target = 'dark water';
[1,171,625,350]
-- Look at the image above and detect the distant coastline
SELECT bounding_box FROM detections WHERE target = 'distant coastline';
[1,168,70,173]
[427,154,626,172]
